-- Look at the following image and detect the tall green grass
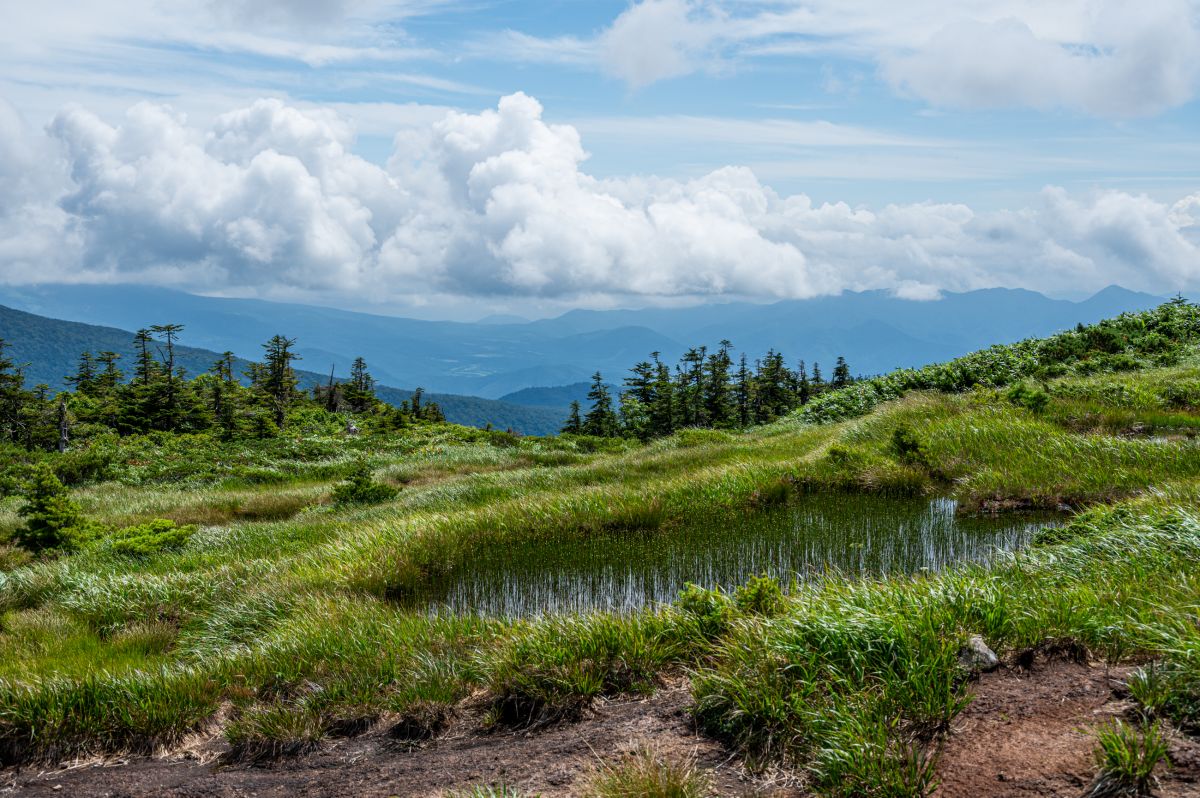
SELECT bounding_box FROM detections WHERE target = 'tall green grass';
[2,356,1200,791]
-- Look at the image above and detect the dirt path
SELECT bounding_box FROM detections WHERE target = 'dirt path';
[4,660,1199,797]
[0,681,790,798]
[934,656,1200,798]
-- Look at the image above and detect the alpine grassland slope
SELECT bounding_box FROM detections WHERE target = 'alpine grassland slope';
[2,300,1200,795]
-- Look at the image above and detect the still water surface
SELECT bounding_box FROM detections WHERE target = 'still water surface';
[422,495,1057,617]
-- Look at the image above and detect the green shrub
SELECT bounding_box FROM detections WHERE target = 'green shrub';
[889,425,929,466]
[675,584,731,641]
[105,520,196,558]
[734,575,785,617]
[331,462,398,506]
[14,464,97,552]
[1005,382,1049,413]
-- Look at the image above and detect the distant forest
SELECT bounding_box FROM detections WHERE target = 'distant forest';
[0,324,445,453]
[564,344,852,439]
[1,318,851,454]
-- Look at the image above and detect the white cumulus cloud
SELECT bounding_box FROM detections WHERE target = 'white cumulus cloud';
[0,93,1197,307]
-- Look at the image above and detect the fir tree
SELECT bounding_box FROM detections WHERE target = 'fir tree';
[67,352,97,395]
[811,361,825,395]
[703,340,735,427]
[345,357,375,413]
[582,372,619,437]
[15,464,89,552]
[623,360,656,407]
[561,400,583,434]
[260,335,300,429]
[677,347,708,427]
[754,350,794,423]
[132,329,158,385]
[735,352,752,427]
[95,352,123,392]
[0,338,30,445]
[648,353,676,437]
[832,356,852,388]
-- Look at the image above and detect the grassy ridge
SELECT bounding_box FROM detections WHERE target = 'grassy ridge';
[1,307,1199,794]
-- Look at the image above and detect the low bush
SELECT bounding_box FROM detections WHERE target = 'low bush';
[105,519,196,558]
[332,462,398,506]
[14,465,100,553]
[734,575,785,617]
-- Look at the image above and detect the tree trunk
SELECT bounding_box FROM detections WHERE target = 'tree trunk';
[57,395,69,453]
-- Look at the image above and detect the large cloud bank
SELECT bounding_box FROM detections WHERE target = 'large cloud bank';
[1,92,1198,306]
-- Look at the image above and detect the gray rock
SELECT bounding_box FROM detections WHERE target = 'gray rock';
[958,635,1000,673]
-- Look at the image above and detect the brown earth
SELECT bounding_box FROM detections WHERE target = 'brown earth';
[934,654,1200,798]
[0,679,796,798]
[4,657,1199,797]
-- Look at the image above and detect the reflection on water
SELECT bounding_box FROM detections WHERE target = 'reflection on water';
[421,495,1058,618]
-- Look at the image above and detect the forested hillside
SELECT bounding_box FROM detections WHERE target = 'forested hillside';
[0,305,567,435]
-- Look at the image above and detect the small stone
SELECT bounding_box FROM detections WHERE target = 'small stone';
[958,635,1000,673]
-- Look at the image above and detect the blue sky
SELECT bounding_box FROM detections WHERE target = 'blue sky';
[1,1,1199,318]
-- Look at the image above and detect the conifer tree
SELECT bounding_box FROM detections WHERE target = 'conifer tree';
[703,340,735,427]
[561,400,583,434]
[832,356,852,388]
[132,329,158,385]
[754,350,800,423]
[649,354,676,437]
[582,372,619,437]
[260,335,300,429]
[15,464,88,551]
[0,338,30,445]
[344,357,375,413]
[150,323,185,417]
[677,347,708,427]
[67,352,97,395]
[95,352,123,392]
[623,360,656,406]
[735,352,752,427]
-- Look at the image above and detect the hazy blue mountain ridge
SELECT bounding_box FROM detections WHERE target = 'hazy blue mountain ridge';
[0,284,1166,402]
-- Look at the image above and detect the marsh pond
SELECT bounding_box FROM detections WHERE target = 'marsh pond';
[418,495,1059,617]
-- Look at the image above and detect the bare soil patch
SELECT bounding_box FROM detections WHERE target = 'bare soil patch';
[0,680,793,798]
[934,653,1200,798]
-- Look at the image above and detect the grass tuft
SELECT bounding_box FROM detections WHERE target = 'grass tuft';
[585,745,711,798]
[1082,719,1169,798]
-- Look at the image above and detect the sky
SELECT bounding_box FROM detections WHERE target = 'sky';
[1,0,1198,320]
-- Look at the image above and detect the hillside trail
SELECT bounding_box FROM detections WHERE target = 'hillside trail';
[4,658,1199,797]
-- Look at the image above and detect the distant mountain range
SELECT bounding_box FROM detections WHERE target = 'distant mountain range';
[0,283,1168,405]
[498,382,605,409]
[0,305,568,435]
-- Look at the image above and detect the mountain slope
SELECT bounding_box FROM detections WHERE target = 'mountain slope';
[0,305,567,435]
[0,284,1166,398]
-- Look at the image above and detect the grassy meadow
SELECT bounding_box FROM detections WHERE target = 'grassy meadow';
[2,304,1200,795]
